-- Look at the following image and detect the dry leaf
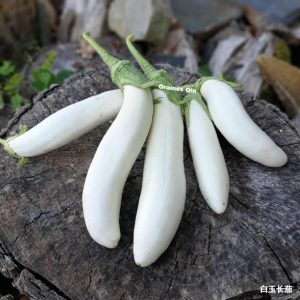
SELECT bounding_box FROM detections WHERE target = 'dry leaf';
[163,26,198,73]
[257,55,300,118]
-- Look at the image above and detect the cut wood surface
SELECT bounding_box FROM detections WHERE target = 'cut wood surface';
[0,65,299,300]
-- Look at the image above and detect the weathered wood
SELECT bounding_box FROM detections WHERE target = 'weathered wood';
[0,105,13,133]
[0,65,300,300]
[13,270,65,300]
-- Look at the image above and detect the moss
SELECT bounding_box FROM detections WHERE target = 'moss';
[274,38,291,63]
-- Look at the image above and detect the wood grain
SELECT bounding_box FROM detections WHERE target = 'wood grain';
[0,66,299,300]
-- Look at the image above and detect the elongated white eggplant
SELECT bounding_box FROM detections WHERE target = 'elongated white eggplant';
[126,35,186,266]
[82,33,153,248]
[187,98,229,214]
[83,85,152,248]
[133,89,186,266]
[200,79,288,167]
[6,89,123,157]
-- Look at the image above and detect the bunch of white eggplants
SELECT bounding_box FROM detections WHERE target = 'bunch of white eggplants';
[0,33,288,267]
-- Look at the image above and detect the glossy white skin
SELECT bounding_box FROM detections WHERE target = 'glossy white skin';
[83,85,153,248]
[187,100,229,214]
[201,79,288,167]
[134,89,186,267]
[9,89,123,157]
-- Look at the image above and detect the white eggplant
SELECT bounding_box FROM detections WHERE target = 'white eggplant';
[82,85,153,248]
[133,89,186,267]
[200,79,287,167]
[187,99,229,214]
[8,89,123,157]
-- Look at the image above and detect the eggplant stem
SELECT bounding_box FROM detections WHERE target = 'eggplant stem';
[126,35,156,80]
[82,32,119,69]
[126,35,184,105]
[83,32,148,89]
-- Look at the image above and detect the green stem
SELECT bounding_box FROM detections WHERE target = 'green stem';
[82,32,119,69]
[126,35,156,80]
[126,35,185,106]
[82,32,147,89]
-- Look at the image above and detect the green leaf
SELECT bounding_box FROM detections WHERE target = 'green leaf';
[41,51,55,71]
[4,73,23,95]
[198,65,212,77]
[31,52,58,91]
[0,92,4,109]
[0,61,15,76]
[32,69,55,91]
[54,69,73,84]
[11,94,22,111]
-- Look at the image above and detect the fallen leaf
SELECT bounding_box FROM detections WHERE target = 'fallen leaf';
[257,55,300,117]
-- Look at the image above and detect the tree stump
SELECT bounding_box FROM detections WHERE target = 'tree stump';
[0,65,299,300]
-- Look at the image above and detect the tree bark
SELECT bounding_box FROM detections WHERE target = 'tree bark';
[0,65,299,300]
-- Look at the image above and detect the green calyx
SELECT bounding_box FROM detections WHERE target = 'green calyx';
[0,124,29,166]
[182,93,211,127]
[180,76,242,97]
[0,137,19,158]
[126,35,182,105]
[180,75,241,123]
[82,32,149,89]
[194,75,242,92]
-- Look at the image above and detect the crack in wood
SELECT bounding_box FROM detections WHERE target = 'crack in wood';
[0,242,70,299]
[264,238,294,286]
[0,67,299,299]
[230,192,250,210]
